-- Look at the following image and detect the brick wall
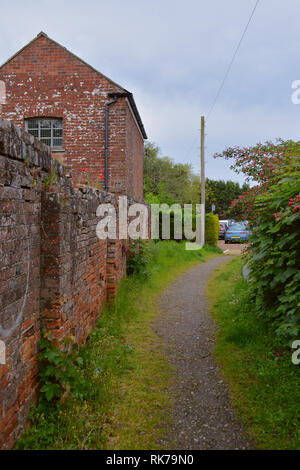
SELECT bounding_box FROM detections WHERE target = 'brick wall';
[0,117,132,449]
[0,33,145,201]
[125,101,145,201]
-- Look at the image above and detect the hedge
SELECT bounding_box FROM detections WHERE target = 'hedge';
[205,214,219,246]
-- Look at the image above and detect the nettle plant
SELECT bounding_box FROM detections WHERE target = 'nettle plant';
[38,332,87,407]
[125,240,152,278]
[215,140,300,339]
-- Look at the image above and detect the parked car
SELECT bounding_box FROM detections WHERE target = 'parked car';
[239,220,250,229]
[219,222,228,239]
[220,220,229,227]
[224,223,251,244]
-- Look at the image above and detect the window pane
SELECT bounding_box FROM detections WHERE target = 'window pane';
[27,120,38,130]
[53,138,63,147]
[53,128,63,138]
[53,120,63,129]
[40,120,51,129]
[40,129,51,138]
[28,129,39,138]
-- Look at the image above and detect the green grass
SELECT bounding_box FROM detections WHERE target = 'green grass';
[17,241,222,450]
[207,257,300,450]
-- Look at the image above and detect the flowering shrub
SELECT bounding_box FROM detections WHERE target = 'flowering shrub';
[215,140,300,339]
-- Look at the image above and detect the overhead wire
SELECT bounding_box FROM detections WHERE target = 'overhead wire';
[206,0,260,121]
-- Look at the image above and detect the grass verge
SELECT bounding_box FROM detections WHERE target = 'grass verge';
[17,241,222,450]
[207,256,300,450]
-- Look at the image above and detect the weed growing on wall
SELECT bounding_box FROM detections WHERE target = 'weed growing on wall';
[126,240,152,277]
[38,333,87,406]
[42,168,57,190]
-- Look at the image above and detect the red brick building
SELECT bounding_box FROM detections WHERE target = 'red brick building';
[0,32,147,200]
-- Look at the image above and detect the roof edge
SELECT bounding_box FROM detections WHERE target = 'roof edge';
[0,32,147,139]
[108,92,147,139]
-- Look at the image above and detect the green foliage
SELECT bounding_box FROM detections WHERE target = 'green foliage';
[155,207,201,243]
[206,178,249,217]
[215,137,300,340]
[144,192,161,205]
[126,240,152,277]
[208,258,300,449]
[38,333,86,406]
[144,142,200,205]
[144,142,249,214]
[248,157,300,339]
[157,209,184,242]
[205,214,219,246]
[42,168,57,189]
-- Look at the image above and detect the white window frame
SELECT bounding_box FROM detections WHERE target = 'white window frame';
[25,118,63,149]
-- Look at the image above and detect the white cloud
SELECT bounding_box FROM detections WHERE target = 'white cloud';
[0,0,299,185]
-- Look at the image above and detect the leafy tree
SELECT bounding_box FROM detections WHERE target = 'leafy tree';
[205,179,249,218]
[144,142,248,214]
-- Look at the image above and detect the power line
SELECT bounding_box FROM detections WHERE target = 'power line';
[206,0,260,121]
[183,134,199,161]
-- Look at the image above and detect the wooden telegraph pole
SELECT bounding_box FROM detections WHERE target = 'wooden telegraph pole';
[200,116,205,247]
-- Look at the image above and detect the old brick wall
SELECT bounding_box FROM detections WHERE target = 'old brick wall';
[0,119,43,449]
[125,101,145,201]
[0,117,131,449]
[40,185,109,343]
[0,33,145,200]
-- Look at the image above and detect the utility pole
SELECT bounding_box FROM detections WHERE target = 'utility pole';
[200,116,206,247]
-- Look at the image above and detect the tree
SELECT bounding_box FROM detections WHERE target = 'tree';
[144,142,248,213]
[215,139,300,339]
[144,142,196,205]
[205,179,249,218]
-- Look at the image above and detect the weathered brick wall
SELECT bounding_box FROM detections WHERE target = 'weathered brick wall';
[0,118,131,449]
[0,119,46,449]
[40,184,109,343]
[0,33,145,200]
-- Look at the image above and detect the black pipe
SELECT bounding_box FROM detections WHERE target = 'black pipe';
[104,95,118,192]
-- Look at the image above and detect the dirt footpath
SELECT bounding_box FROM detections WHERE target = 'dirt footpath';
[218,240,248,255]
[154,256,253,450]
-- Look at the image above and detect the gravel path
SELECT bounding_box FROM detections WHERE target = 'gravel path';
[154,256,254,450]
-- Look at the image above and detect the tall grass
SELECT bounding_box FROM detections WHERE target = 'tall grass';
[207,257,300,450]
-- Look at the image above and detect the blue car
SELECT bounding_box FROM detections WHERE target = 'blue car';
[224,223,251,244]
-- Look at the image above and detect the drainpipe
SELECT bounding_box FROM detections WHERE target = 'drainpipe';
[104,95,118,192]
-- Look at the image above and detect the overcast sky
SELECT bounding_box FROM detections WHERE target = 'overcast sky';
[1,0,299,184]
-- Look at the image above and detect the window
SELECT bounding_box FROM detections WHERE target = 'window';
[25,118,63,148]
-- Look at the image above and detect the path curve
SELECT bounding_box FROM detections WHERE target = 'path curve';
[154,256,253,450]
